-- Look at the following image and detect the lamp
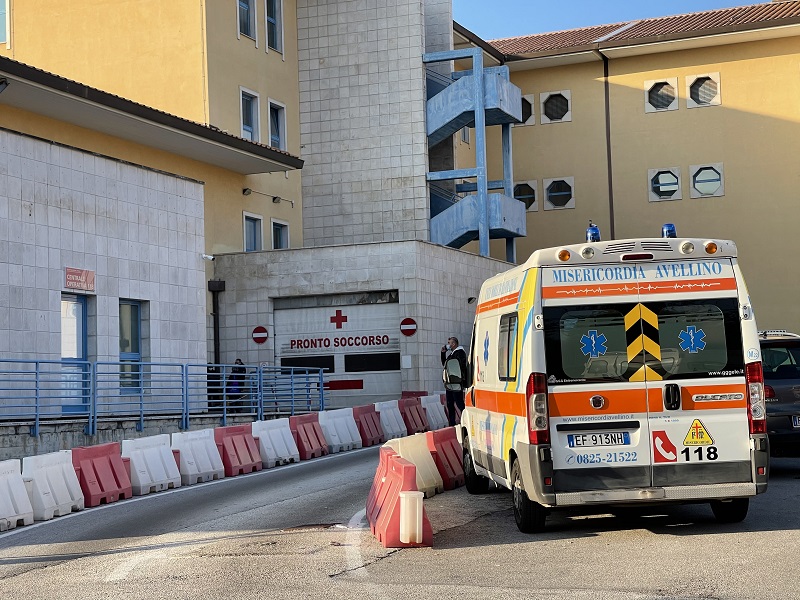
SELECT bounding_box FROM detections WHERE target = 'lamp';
[242,187,252,195]
[467,297,477,304]
[241,187,295,207]
[272,196,295,208]
[0,79,8,94]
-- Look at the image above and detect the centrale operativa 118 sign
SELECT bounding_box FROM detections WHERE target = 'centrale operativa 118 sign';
[64,267,95,292]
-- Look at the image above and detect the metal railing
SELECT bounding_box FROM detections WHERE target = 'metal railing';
[0,359,327,436]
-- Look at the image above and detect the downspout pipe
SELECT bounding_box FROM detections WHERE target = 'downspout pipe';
[207,279,226,364]
[593,48,616,239]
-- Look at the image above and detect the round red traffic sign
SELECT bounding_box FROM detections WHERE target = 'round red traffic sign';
[400,318,417,337]
[252,326,269,344]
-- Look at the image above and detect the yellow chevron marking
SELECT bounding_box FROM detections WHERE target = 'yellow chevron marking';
[627,335,644,360]
[625,305,641,330]
[643,336,661,361]
[640,304,658,329]
[643,365,663,381]
[629,366,646,381]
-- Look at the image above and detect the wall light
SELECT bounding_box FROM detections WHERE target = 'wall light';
[272,196,295,208]
[467,297,477,304]
[242,187,252,196]
[242,187,295,208]
[0,79,8,94]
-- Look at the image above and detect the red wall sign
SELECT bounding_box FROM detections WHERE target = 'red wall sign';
[64,267,95,292]
[400,317,417,337]
[252,326,269,344]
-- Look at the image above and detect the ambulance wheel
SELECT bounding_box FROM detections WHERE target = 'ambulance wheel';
[463,440,490,494]
[710,498,749,523]
[511,458,546,533]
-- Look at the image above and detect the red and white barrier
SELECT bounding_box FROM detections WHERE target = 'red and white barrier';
[22,451,84,521]
[425,427,465,490]
[289,413,330,460]
[420,395,448,430]
[171,429,225,485]
[385,434,443,498]
[121,434,182,496]
[0,459,34,531]
[398,397,429,435]
[352,404,385,447]
[374,400,407,440]
[251,418,300,467]
[214,424,263,477]
[71,442,133,508]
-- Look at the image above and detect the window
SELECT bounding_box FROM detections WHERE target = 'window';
[269,101,286,149]
[690,163,724,198]
[244,213,263,251]
[645,78,678,112]
[0,0,7,44]
[460,127,470,144]
[543,177,575,210]
[61,294,90,413]
[272,219,289,249]
[513,181,537,212]
[648,168,682,202]
[516,94,535,126]
[239,0,255,38]
[241,90,259,141]
[119,300,142,392]
[686,73,721,108]
[266,0,282,52]
[540,90,571,124]
[498,313,518,381]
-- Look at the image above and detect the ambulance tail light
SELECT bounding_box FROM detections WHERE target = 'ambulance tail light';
[526,372,550,445]
[745,361,767,434]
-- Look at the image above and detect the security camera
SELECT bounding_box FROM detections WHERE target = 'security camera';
[202,254,215,261]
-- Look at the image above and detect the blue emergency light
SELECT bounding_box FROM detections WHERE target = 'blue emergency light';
[586,221,601,242]
[662,223,677,238]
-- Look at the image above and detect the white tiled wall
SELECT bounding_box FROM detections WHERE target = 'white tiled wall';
[0,130,207,363]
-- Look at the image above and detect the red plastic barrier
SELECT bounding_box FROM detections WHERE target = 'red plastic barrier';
[366,450,433,548]
[71,442,133,508]
[289,413,330,460]
[440,393,462,426]
[214,424,263,477]
[398,397,429,435]
[352,405,385,447]
[425,427,465,490]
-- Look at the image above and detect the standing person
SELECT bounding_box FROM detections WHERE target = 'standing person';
[441,336,467,427]
[227,358,247,410]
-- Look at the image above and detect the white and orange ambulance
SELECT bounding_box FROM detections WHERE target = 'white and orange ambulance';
[459,225,770,533]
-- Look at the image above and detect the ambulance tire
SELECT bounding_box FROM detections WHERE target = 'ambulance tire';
[710,498,749,524]
[463,440,490,494]
[511,458,546,533]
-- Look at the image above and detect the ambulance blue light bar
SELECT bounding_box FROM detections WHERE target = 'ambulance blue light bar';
[586,221,601,242]
[662,223,677,238]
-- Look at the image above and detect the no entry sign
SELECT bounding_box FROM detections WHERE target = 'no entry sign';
[400,318,417,337]
[252,326,269,344]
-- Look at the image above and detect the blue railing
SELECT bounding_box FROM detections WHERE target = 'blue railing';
[0,359,327,436]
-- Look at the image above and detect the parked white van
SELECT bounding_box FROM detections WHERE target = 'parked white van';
[459,225,770,532]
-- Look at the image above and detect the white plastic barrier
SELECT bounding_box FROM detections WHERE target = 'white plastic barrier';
[0,460,34,531]
[420,395,448,430]
[374,400,406,440]
[385,434,443,498]
[171,429,225,485]
[251,418,300,468]
[319,409,361,453]
[22,450,84,521]
[318,410,347,453]
[122,434,182,496]
[340,408,363,449]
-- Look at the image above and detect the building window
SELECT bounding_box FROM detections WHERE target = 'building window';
[269,101,286,149]
[119,300,142,392]
[460,127,470,144]
[239,0,255,38]
[244,213,263,251]
[272,219,289,249]
[645,78,678,113]
[513,181,537,212]
[686,73,721,108]
[241,89,259,141]
[61,294,90,413]
[266,0,282,52]
[498,313,518,381]
[540,91,571,124]
[543,177,575,210]
[516,94,535,126]
[690,163,725,198]
[648,168,682,202]
[0,0,7,44]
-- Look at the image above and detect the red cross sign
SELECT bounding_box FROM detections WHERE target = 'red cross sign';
[330,309,348,329]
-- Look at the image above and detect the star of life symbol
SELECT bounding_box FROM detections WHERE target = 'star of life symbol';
[679,326,706,353]
[580,330,607,358]
[483,331,490,364]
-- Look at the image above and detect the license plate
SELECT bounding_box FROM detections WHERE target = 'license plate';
[568,432,630,447]
[793,415,800,428]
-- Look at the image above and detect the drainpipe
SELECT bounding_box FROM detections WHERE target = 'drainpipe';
[594,49,616,239]
[207,280,225,364]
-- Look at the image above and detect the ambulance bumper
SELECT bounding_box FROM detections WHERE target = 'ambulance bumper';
[555,482,757,507]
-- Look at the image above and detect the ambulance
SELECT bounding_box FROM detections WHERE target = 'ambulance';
[459,224,770,533]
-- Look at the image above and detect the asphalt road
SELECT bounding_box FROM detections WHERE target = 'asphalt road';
[1,449,799,600]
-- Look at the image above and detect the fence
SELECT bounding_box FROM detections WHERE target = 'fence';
[0,359,326,436]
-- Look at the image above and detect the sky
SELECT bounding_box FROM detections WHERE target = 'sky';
[452,0,762,40]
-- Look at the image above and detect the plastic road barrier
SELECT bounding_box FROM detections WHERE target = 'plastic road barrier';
[251,418,300,468]
[352,404,385,447]
[420,395,448,430]
[71,442,133,508]
[0,460,34,532]
[340,408,364,449]
[214,425,263,477]
[171,429,225,485]
[22,451,84,521]
[374,400,407,440]
[398,397,429,435]
[319,409,362,453]
[289,413,330,460]
[317,410,348,453]
[425,427,465,490]
[385,434,443,498]
[366,447,432,548]
[121,434,182,496]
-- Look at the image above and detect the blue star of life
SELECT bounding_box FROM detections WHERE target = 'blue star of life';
[580,330,607,358]
[679,326,706,353]
[483,331,490,364]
